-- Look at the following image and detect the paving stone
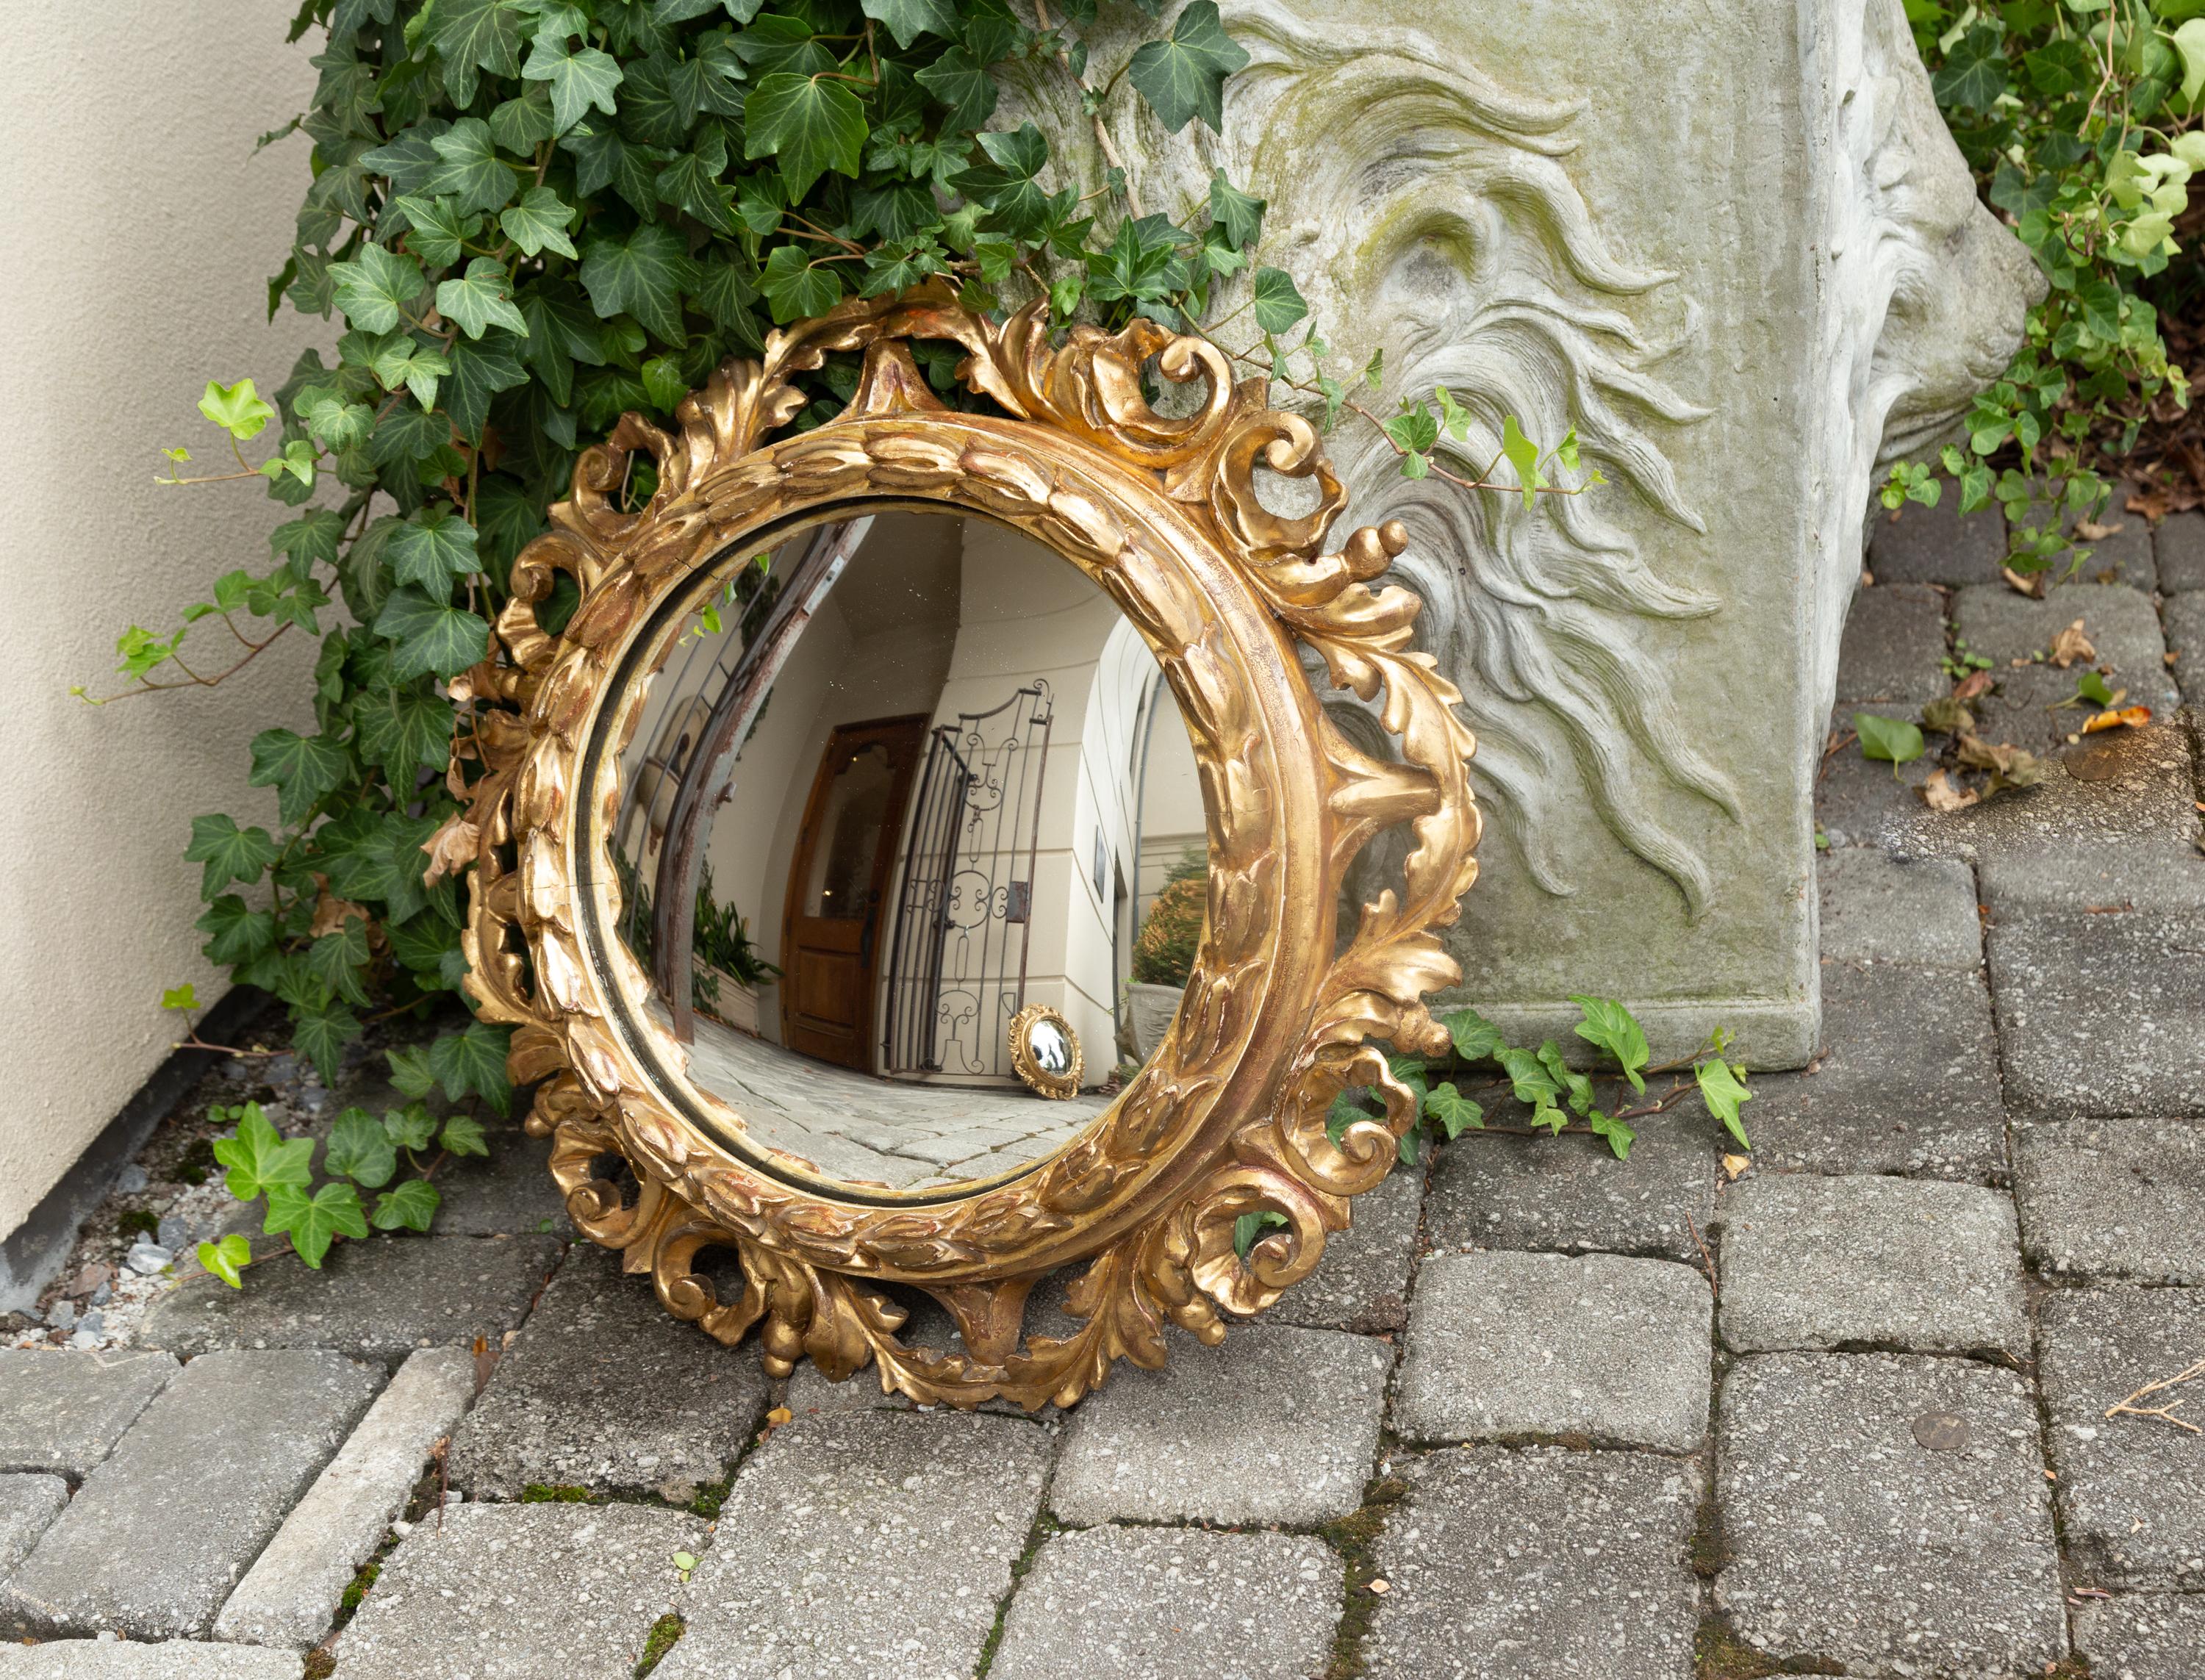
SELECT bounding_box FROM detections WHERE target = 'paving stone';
[1987,911,2205,1117]
[1717,1174,2027,1357]
[988,1526,1340,1680]
[1394,1252,1710,1451]
[656,1410,1050,1680]
[1364,1446,1700,1680]
[2039,1285,2205,1590]
[2073,511,2159,592]
[1967,660,2174,754]
[1050,1324,1388,1526]
[431,1118,573,1238]
[1817,850,1980,966]
[1866,494,2007,587]
[1835,583,1949,706]
[139,1235,561,1365]
[1714,1352,2067,1675]
[0,1642,305,1678]
[1745,961,2009,1181]
[448,1245,768,1504]
[2158,510,2205,592]
[0,1351,177,1479]
[1263,1163,1422,1333]
[0,1478,65,1584]
[1953,583,2175,700]
[2,1349,380,1640]
[215,1346,475,1650]
[2163,590,2205,703]
[332,1499,701,1680]
[1816,705,1938,849]
[2012,1118,2205,1285]
[1424,1108,1721,1265]
[2073,1591,2205,1680]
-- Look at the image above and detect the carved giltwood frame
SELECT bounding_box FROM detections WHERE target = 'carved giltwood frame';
[456,281,1480,1409]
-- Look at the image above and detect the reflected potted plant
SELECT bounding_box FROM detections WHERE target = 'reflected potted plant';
[692,862,780,1036]
[1126,847,1205,1059]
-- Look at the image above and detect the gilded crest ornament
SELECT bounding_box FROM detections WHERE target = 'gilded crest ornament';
[454,281,1481,1409]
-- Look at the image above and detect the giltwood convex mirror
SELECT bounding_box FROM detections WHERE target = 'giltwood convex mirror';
[456,283,1480,1410]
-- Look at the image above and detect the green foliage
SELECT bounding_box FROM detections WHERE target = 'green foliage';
[1130,850,1206,986]
[1854,710,1927,770]
[1890,3,2199,567]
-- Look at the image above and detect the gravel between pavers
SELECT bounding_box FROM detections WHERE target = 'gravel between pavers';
[332,1498,702,1680]
[1363,1446,1702,1680]
[988,1526,1340,1680]
[654,1410,1051,1680]
[1393,1251,1710,1451]
[2,1349,381,1641]
[1715,1352,2067,1675]
[1716,1174,2029,1357]
[2038,1285,2205,1590]
[1050,1324,1388,1526]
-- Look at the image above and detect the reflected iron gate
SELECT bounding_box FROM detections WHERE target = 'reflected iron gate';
[882,683,1053,1079]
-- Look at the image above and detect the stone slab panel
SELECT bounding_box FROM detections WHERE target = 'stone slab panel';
[2039,1285,2205,1590]
[1051,1324,1388,1527]
[1716,1173,2027,1357]
[2158,510,2205,592]
[332,1499,701,1680]
[0,1478,65,1584]
[1952,583,2173,691]
[1715,1352,2066,1674]
[2165,591,2205,704]
[448,1246,767,1504]
[1818,849,1980,967]
[989,1526,1340,1680]
[656,1410,1049,1680]
[2073,1592,2205,1680]
[1424,1112,1721,1265]
[1263,1164,1423,1333]
[1363,1446,1699,1680]
[1866,496,2008,588]
[0,1642,304,1678]
[139,1235,560,1364]
[0,1351,177,1479]
[1,1349,380,1640]
[1835,582,1948,706]
[1743,961,2008,1181]
[2013,1118,2205,1284]
[1394,1252,1710,1451]
[1987,911,2205,1117]
[215,1346,476,1650]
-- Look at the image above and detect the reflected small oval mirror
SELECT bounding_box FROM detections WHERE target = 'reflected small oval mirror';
[589,508,1205,1200]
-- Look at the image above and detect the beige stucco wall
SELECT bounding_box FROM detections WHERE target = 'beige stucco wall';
[0,4,320,1241]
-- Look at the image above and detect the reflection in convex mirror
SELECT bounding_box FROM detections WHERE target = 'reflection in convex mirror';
[600,509,1208,1199]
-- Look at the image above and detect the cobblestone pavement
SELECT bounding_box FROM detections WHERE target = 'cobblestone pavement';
[1,504,2203,1676]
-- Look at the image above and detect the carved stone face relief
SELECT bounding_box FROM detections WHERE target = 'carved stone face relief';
[456,283,1479,1408]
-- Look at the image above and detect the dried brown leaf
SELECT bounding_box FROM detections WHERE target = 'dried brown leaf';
[1922,695,1975,735]
[2074,517,2125,541]
[310,891,370,937]
[2001,567,2046,597]
[420,812,481,886]
[1920,769,1981,812]
[2049,619,2096,669]
[1953,669,1995,702]
[2082,706,2153,733]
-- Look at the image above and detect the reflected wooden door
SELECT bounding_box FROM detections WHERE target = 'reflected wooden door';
[780,715,928,1070]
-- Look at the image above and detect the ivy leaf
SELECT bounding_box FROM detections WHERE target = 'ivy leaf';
[1696,1057,1753,1149]
[263,1180,369,1268]
[1423,1082,1485,1140]
[196,1233,252,1289]
[1569,995,1649,1094]
[436,259,529,339]
[368,401,451,471]
[743,71,868,198]
[1496,1044,1561,1113]
[389,193,481,268]
[431,0,528,104]
[579,222,698,340]
[426,118,519,216]
[372,1178,443,1232]
[291,997,362,1082]
[197,896,277,966]
[1207,170,1263,251]
[1853,711,1926,768]
[184,814,278,898]
[1382,403,1438,456]
[355,681,458,789]
[325,1106,399,1188]
[1126,1,1249,133]
[305,916,373,1006]
[376,586,493,681]
[330,242,426,334]
[439,1113,492,1157]
[295,388,376,451]
[861,0,958,50]
[389,507,481,589]
[657,143,740,233]
[383,1101,440,1150]
[444,332,531,443]
[501,185,578,259]
[1588,1110,1636,1160]
[429,1022,514,1114]
[912,46,997,132]
[248,728,354,825]
[1250,266,1307,334]
[1932,22,2009,114]
[198,378,275,442]
[522,29,625,132]
[758,243,845,322]
[212,1104,315,1202]
[272,509,348,571]
[387,1045,439,1102]
[1231,1209,1289,1260]
[1501,414,1549,509]
[1441,1007,1507,1063]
